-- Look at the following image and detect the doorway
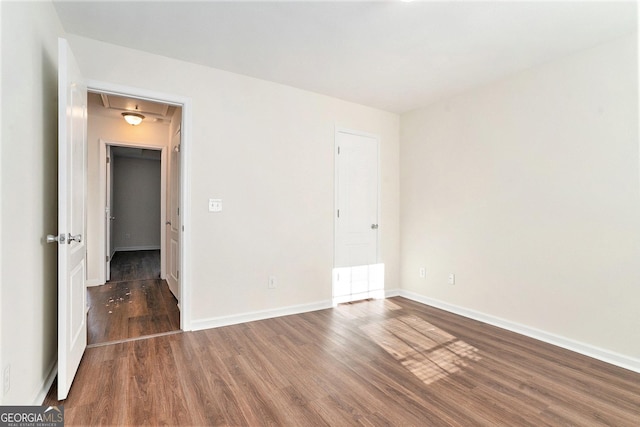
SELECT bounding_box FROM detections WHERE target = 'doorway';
[86,91,184,345]
[333,128,384,305]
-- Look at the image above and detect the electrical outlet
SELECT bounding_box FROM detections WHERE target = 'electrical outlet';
[268,276,277,289]
[419,268,426,278]
[3,365,10,394]
[208,198,222,212]
[448,273,455,285]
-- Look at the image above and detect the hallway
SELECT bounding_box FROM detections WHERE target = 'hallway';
[87,250,180,345]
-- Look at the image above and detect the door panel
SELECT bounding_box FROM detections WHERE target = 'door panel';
[335,131,379,268]
[334,129,382,304]
[167,125,181,300]
[57,38,88,400]
[105,145,113,281]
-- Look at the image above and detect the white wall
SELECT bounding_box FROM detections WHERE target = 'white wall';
[86,113,170,284]
[400,34,640,361]
[67,35,401,323]
[112,156,161,251]
[0,1,63,404]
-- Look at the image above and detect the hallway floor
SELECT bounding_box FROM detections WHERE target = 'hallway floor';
[87,250,180,345]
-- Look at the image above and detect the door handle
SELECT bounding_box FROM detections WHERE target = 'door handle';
[46,234,65,244]
[68,233,82,243]
[166,221,171,225]
[109,216,116,220]
[371,224,379,230]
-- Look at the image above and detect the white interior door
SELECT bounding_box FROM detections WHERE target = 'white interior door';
[167,126,181,300]
[105,145,113,281]
[334,129,382,303]
[57,38,88,400]
[335,130,379,267]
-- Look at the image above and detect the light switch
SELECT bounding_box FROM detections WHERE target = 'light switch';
[208,198,222,212]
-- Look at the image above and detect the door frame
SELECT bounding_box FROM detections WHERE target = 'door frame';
[88,80,193,331]
[99,139,167,280]
[333,126,381,266]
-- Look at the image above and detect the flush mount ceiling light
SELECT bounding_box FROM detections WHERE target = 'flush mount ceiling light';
[121,111,145,126]
[122,111,145,126]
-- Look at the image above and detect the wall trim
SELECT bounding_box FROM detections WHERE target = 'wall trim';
[398,290,640,374]
[191,300,334,331]
[33,361,57,405]
[385,288,401,298]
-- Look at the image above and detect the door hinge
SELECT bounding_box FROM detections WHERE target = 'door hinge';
[177,270,180,280]
[337,209,340,218]
[337,146,340,155]
[177,207,180,216]
[106,255,110,262]
[106,156,110,164]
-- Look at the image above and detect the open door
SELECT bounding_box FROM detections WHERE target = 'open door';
[166,124,181,300]
[105,144,114,281]
[56,38,88,400]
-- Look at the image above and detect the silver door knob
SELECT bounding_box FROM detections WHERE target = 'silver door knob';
[371,224,379,229]
[68,233,82,243]
[46,234,65,244]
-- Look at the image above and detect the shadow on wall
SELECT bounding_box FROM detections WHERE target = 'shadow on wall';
[40,46,59,373]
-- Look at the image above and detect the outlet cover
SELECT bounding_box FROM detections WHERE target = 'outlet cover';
[448,273,455,285]
[419,268,426,278]
[268,276,277,289]
[208,198,222,212]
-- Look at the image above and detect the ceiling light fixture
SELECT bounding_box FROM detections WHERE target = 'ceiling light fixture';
[122,112,145,126]
[122,105,145,126]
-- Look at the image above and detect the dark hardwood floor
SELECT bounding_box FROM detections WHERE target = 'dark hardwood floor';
[87,250,180,345]
[109,249,162,282]
[45,297,640,426]
[87,279,180,345]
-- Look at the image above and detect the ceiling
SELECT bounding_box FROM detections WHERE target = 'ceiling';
[88,92,176,125]
[53,1,637,113]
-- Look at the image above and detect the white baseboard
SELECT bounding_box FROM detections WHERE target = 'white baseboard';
[33,360,57,405]
[398,290,640,374]
[191,299,334,331]
[385,288,401,298]
[114,245,161,252]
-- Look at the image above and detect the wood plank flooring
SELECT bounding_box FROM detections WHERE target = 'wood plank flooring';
[87,279,181,345]
[87,250,180,345]
[45,297,640,426]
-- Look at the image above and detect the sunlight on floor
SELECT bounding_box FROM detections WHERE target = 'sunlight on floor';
[335,298,402,320]
[332,263,385,305]
[361,315,481,385]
